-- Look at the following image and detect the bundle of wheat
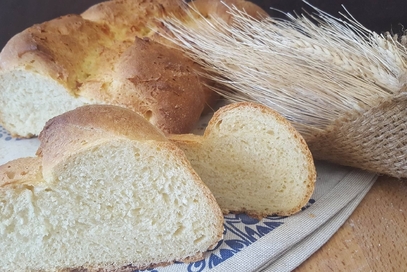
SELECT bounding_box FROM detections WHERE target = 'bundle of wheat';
[162,2,407,178]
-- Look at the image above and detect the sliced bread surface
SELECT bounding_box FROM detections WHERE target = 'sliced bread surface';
[170,102,316,218]
[0,105,224,271]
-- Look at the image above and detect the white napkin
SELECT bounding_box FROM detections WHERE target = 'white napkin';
[150,161,376,272]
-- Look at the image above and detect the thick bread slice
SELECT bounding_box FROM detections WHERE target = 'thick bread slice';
[170,102,316,218]
[0,105,224,271]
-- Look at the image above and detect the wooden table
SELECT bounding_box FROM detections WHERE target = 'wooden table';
[294,175,407,271]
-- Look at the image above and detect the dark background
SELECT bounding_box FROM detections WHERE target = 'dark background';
[0,0,406,49]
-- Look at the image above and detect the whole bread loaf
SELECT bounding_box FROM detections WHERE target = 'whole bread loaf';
[0,0,266,138]
[0,105,224,271]
[170,102,316,218]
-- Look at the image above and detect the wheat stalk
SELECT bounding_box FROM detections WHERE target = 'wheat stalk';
[162,1,407,138]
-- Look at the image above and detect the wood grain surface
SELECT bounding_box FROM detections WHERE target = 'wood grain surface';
[294,175,407,271]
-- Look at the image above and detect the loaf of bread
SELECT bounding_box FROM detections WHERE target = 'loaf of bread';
[170,102,316,218]
[0,105,224,271]
[0,0,204,137]
[0,0,266,138]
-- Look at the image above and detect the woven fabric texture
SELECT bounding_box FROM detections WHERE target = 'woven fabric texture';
[306,96,407,178]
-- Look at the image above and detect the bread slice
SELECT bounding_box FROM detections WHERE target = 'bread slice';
[0,105,224,271]
[170,102,316,218]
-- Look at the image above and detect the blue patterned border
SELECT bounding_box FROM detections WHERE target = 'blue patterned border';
[0,126,21,142]
[136,199,315,272]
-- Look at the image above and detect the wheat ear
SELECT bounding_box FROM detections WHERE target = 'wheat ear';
[162,2,407,138]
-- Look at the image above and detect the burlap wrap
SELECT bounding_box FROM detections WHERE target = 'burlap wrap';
[305,93,407,178]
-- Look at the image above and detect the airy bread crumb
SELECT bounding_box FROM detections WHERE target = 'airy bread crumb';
[0,105,224,271]
[170,102,316,218]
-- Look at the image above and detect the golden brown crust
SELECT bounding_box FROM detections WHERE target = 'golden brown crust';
[0,14,116,94]
[117,37,208,134]
[37,105,167,178]
[79,0,221,134]
[62,250,208,272]
[0,157,43,188]
[60,251,201,272]
[81,0,188,41]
